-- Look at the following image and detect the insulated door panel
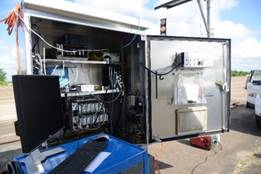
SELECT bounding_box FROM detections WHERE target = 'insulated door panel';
[147,36,230,140]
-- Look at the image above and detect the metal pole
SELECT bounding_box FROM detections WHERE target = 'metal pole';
[196,0,209,37]
[206,0,211,37]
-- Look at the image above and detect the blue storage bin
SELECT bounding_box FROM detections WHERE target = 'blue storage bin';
[13,134,150,174]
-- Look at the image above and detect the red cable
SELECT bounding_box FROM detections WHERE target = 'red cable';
[153,142,164,174]
[2,4,22,35]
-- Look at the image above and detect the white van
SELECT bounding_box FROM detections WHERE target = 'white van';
[246,70,261,128]
[246,70,261,108]
[255,97,261,128]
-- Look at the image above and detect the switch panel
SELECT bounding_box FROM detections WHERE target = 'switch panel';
[177,52,213,68]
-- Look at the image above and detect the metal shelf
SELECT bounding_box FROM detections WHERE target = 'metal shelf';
[61,89,119,97]
[45,58,109,65]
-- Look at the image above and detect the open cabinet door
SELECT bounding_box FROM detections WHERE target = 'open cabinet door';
[146,36,231,141]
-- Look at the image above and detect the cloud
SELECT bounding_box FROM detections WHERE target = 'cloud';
[214,21,250,38]
[74,0,261,70]
[74,0,153,19]
[232,57,261,71]
[0,48,16,81]
[233,37,261,59]
[213,20,261,59]
[1,0,260,78]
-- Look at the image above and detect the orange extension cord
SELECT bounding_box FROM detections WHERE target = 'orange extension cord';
[1,3,23,73]
[153,142,164,174]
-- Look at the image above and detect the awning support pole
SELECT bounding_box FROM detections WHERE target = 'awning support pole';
[196,0,211,37]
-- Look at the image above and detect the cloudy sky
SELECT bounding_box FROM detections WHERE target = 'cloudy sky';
[0,0,261,80]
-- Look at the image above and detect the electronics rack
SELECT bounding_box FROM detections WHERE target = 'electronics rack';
[32,33,125,140]
[30,18,147,145]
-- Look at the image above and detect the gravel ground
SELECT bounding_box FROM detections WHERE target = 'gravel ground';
[149,106,261,174]
[149,76,261,174]
[0,77,261,174]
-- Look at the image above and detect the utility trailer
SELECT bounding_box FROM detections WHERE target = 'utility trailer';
[17,0,231,145]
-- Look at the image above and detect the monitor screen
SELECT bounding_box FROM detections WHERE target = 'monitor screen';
[12,75,64,153]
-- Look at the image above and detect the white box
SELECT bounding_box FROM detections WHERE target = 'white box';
[80,85,95,92]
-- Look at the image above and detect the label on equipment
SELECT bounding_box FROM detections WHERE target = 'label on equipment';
[81,85,95,92]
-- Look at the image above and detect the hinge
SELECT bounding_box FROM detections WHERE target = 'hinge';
[141,35,147,41]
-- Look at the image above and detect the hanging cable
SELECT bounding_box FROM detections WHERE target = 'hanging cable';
[34,54,43,74]
[141,62,181,80]
[92,102,105,125]
[121,34,137,49]
[43,48,47,75]
[16,13,108,53]
[190,142,223,174]
[91,91,122,104]
[51,65,59,75]
[153,142,164,174]
[121,17,141,49]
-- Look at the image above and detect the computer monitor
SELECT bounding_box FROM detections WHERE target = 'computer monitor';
[13,75,64,153]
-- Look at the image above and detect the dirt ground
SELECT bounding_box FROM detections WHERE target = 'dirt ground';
[0,85,16,121]
[149,76,261,174]
[230,76,247,105]
[0,76,261,174]
[0,85,18,144]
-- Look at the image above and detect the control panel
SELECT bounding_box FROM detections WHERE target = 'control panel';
[177,52,213,68]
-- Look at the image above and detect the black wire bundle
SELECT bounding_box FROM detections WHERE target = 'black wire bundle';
[141,61,181,80]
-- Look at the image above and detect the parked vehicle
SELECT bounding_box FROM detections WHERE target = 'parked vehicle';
[245,70,261,128]
[255,96,261,128]
[246,70,261,108]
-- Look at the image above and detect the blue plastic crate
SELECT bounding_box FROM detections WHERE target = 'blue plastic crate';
[13,134,150,174]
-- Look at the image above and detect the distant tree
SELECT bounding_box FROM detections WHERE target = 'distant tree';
[232,70,249,77]
[0,68,6,85]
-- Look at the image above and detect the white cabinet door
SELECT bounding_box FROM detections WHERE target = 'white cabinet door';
[146,36,231,140]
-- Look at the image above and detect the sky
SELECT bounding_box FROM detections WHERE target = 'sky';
[0,0,261,80]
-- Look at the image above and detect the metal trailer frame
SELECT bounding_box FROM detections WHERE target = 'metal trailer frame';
[19,0,149,74]
[19,0,231,143]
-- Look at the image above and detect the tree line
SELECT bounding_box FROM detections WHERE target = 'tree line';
[231,70,249,77]
[0,68,6,85]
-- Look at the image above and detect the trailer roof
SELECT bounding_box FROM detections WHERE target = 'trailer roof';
[23,0,150,34]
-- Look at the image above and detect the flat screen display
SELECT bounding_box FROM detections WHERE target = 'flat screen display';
[13,75,64,153]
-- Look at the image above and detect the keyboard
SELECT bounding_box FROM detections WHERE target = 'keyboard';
[49,137,108,174]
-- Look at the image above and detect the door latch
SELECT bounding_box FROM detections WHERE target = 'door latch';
[215,80,229,92]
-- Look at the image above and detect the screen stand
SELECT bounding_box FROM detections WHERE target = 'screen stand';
[22,147,65,174]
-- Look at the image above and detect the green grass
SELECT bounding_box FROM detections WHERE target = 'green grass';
[232,70,249,77]
[0,81,8,86]
[0,68,7,85]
